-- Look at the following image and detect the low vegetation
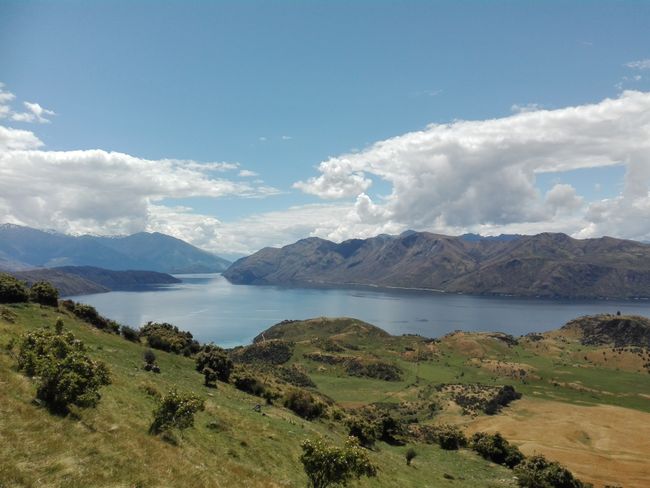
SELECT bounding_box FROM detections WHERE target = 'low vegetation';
[0,295,640,487]
[0,273,29,303]
[300,437,377,488]
[139,321,200,355]
[60,299,120,333]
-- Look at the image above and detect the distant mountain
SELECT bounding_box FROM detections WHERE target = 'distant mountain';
[0,224,230,273]
[10,269,109,297]
[7,266,182,297]
[223,232,650,299]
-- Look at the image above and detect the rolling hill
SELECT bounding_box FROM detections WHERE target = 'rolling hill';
[223,231,650,299]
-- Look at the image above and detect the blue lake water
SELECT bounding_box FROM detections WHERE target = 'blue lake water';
[70,274,650,348]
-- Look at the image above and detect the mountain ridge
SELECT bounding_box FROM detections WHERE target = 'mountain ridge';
[224,231,650,299]
[0,224,231,273]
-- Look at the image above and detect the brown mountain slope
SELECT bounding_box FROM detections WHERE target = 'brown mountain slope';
[223,232,650,298]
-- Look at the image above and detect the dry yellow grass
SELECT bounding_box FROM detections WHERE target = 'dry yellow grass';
[462,397,650,488]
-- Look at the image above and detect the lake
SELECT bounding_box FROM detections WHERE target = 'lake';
[71,274,650,348]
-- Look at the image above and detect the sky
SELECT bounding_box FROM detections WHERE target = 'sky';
[1,0,649,259]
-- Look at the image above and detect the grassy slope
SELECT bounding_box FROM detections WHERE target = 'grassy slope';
[0,305,515,488]
[280,318,650,413]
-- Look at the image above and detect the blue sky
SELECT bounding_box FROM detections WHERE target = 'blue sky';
[1,1,649,257]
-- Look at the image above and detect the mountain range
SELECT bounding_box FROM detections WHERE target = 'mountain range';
[0,224,230,274]
[223,231,650,299]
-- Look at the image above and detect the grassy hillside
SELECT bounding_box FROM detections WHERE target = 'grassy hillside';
[0,304,517,488]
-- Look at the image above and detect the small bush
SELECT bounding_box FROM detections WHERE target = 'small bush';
[514,455,591,488]
[29,281,59,306]
[346,416,379,448]
[195,345,233,386]
[60,300,120,333]
[149,388,205,435]
[300,436,377,488]
[284,388,325,420]
[470,432,524,468]
[275,364,315,387]
[140,322,200,355]
[16,324,111,413]
[405,447,417,466]
[230,339,294,365]
[233,372,267,397]
[0,273,29,303]
[144,349,157,365]
[413,423,467,450]
[121,325,140,342]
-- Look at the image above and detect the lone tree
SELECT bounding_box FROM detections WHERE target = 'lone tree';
[30,281,59,307]
[300,436,377,488]
[17,323,111,413]
[195,345,233,386]
[0,273,29,303]
[149,388,205,435]
[405,447,417,466]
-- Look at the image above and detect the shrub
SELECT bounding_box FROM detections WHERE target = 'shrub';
[195,345,233,386]
[300,436,377,488]
[470,432,524,468]
[29,281,59,306]
[413,423,467,450]
[233,371,267,397]
[346,416,379,448]
[121,325,140,342]
[275,364,316,387]
[514,455,591,488]
[144,349,157,365]
[140,322,200,355]
[284,388,325,420]
[149,388,205,435]
[230,339,294,365]
[405,447,417,466]
[0,273,29,303]
[60,300,120,333]
[16,324,111,413]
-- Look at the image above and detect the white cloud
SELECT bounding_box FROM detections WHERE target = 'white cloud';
[238,169,259,177]
[11,101,56,123]
[0,125,43,151]
[281,135,292,140]
[545,183,584,215]
[0,149,280,237]
[0,84,16,119]
[293,91,650,243]
[626,59,650,70]
[259,136,267,142]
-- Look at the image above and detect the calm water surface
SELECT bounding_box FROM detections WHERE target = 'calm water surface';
[71,274,650,348]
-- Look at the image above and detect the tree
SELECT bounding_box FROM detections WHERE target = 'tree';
[470,432,524,468]
[29,281,59,306]
[195,345,233,386]
[16,324,111,413]
[300,437,377,488]
[149,388,205,435]
[0,273,29,303]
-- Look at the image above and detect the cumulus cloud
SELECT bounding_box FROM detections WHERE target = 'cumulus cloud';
[294,90,650,243]
[239,169,259,177]
[0,148,280,236]
[510,103,543,113]
[0,125,44,151]
[11,101,55,123]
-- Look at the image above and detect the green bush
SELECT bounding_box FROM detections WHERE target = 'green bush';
[300,436,377,488]
[0,273,29,303]
[414,423,467,450]
[405,447,417,466]
[140,321,200,355]
[60,300,120,333]
[514,455,591,488]
[149,388,205,435]
[195,345,233,386]
[470,432,524,468]
[29,281,59,306]
[284,388,325,420]
[16,324,111,413]
[121,325,140,342]
[346,416,379,448]
[230,339,294,365]
[232,371,267,397]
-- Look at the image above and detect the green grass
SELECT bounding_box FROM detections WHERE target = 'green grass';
[0,304,517,488]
